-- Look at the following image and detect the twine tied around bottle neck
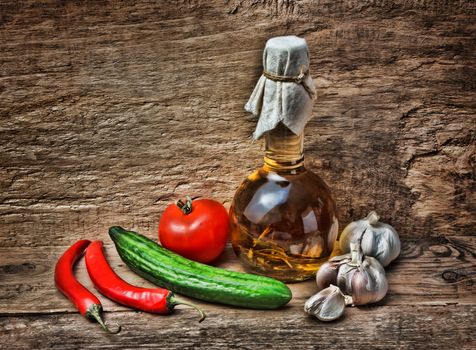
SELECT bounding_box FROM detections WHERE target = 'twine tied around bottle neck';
[262,65,315,99]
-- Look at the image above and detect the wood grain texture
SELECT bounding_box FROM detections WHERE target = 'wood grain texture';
[1,237,475,315]
[1,305,475,350]
[0,0,475,348]
[0,0,474,249]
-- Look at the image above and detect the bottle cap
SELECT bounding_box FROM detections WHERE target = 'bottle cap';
[245,36,316,139]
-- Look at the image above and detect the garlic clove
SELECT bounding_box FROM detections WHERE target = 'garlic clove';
[336,262,354,296]
[366,222,401,267]
[364,256,388,303]
[349,268,372,306]
[317,287,346,321]
[315,259,344,291]
[315,253,351,291]
[304,285,345,322]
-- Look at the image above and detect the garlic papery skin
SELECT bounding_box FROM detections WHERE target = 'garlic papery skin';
[336,243,388,306]
[339,211,401,267]
[304,284,346,321]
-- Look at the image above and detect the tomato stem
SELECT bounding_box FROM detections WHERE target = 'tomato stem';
[176,196,193,215]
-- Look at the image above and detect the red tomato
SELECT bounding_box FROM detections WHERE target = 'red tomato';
[158,197,229,264]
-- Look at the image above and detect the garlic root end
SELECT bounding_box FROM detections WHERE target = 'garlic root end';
[344,295,354,307]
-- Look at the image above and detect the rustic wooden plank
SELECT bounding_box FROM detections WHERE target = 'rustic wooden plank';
[1,0,475,251]
[1,236,475,315]
[0,305,475,349]
[0,1,474,349]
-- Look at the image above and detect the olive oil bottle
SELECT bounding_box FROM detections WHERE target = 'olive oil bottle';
[229,36,338,282]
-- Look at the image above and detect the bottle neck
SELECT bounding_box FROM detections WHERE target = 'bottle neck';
[263,123,305,174]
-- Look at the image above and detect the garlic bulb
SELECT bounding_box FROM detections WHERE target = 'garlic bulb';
[315,243,388,306]
[339,211,400,267]
[337,243,388,305]
[304,285,346,321]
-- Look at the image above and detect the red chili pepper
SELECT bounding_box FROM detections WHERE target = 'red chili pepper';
[85,240,205,322]
[54,240,120,333]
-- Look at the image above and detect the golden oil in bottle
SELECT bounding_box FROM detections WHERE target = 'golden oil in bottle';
[230,123,338,282]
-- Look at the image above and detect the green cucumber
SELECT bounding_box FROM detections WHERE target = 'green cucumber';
[109,226,292,309]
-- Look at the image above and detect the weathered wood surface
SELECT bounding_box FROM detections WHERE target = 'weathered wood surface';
[2,305,475,350]
[0,0,475,349]
[1,237,475,315]
[1,239,475,349]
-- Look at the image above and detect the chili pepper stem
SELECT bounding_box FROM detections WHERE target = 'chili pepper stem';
[170,297,206,323]
[176,196,193,215]
[87,304,121,334]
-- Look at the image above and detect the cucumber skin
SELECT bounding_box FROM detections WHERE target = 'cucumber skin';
[109,226,292,309]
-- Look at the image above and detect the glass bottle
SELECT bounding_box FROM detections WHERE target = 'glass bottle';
[230,122,338,282]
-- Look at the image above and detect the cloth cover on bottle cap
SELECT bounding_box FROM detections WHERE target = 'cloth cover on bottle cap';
[245,36,316,139]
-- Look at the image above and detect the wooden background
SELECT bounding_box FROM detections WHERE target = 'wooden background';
[0,0,475,349]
